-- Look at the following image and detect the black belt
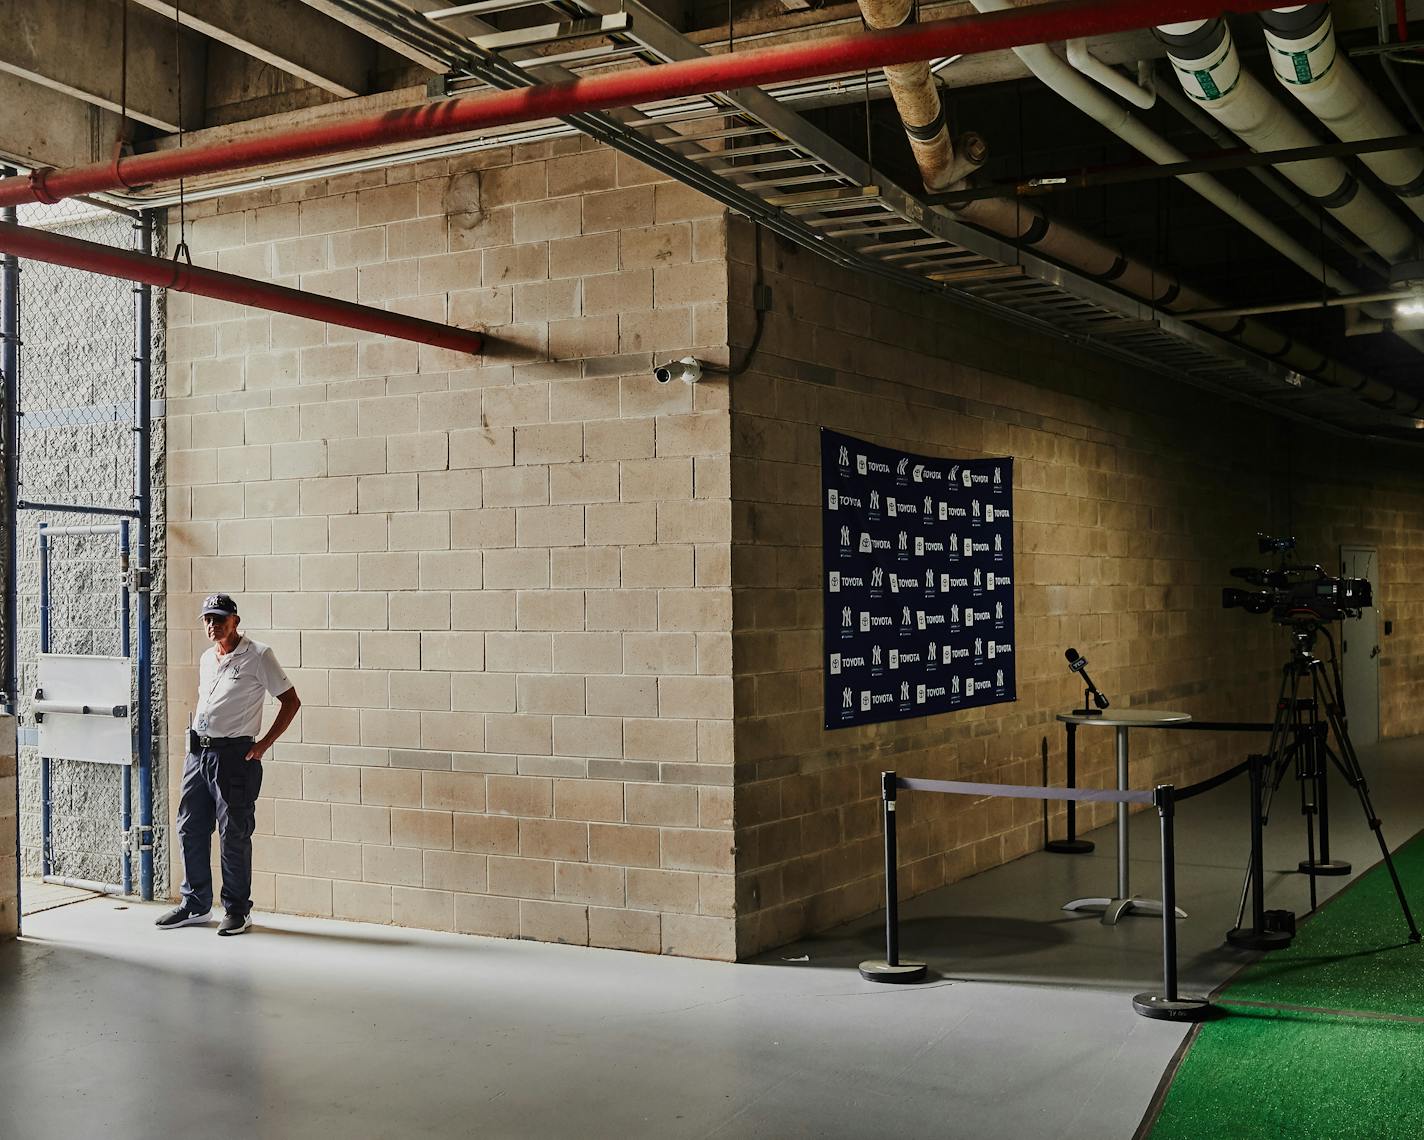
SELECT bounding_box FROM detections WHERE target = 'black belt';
[195,733,253,750]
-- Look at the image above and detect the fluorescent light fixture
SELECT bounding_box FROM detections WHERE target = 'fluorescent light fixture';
[930,55,963,75]
[1396,297,1424,317]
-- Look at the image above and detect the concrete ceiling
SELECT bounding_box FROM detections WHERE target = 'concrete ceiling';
[2,0,1423,427]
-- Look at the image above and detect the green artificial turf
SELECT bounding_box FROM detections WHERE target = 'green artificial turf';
[1147,833,1424,1140]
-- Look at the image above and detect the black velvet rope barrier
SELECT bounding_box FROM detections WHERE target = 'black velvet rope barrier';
[1174,758,1252,802]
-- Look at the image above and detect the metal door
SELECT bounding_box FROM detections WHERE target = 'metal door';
[1339,545,1380,746]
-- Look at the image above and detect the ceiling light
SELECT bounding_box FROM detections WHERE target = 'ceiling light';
[1395,298,1424,318]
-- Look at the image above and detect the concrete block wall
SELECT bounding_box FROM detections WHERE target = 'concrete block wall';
[164,136,738,958]
[1,716,15,938]
[724,219,1424,956]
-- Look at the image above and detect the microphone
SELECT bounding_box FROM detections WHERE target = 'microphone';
[1065,647,1110,715]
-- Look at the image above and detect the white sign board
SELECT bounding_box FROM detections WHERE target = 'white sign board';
[36,653,132,765]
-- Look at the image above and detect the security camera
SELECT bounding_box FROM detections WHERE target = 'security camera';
[653,356,703,385]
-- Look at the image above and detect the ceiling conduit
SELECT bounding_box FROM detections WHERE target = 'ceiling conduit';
[0,0,1293,211]
[1155,17,1417,264]
[856,1,1419,415]
[1261,4,1424,226]
[0,221,485,354]
[967,0,1360,299]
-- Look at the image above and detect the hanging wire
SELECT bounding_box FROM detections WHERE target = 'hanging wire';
[172,0,191,264]
[119,0,130,144]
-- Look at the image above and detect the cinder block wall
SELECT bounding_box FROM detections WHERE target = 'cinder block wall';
[725,220,1424,956]
[1,716,16,938]
[164,136,738,958]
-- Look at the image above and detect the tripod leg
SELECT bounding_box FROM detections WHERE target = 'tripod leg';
[1318,666,1422,943]
[1236,662,1299,930]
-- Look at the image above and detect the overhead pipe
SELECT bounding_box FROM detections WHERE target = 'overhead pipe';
[0,0,1291,210]
[967,0,1359,299]
[0,222,485,355]
[1261,4,1424,225]
[1066,39,1156,108]
[856,0,979,191]
[1155,18,1417,263]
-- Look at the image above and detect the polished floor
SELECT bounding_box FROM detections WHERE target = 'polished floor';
[3,737,1421,1140]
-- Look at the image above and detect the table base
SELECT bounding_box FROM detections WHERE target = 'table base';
[1063,896,1188,926]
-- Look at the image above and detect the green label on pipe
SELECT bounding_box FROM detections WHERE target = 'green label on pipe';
[1290,51,1311,84]
[1192,69,1220,100]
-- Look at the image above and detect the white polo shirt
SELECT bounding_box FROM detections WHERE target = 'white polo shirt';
[193,635,293,740]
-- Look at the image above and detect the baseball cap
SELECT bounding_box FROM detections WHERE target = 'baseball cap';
[200,593,239,618]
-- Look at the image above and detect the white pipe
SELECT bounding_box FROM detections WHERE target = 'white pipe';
[1156,18,1416,263]
[967,0,1358,298]
[1262,5,1424,225]
[42,874,127,896]
[1066,39,1155,109]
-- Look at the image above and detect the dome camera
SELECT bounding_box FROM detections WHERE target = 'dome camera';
[653,356,703,385]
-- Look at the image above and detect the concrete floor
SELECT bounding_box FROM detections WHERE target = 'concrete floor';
[2,737,1420,1140]
[19,878,103,916]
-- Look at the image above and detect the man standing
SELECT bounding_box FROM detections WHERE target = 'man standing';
[155,594,300,936]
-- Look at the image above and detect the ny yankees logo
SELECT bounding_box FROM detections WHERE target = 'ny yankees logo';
[898,531,907,550]
[994,534,1002,551]
[870,567,883,587]
[872,645,882,665]
[901,606,911,625]
[974,638,983,655]
[995,601,1003,619]
[838,445,849,466]
[900,681,910,701]
[840,525,850,545]
[928,642,937,661]
[842,606,852,627]
[842,687,853,709]
[896,458,908,475]
[869,490,880,510]
[923,496,931,514]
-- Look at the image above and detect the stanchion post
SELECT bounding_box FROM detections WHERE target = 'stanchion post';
[1227,754,1292,951]
[1046,722,1094,854]
[1134,784,1212,1021]
[859,771,927,983]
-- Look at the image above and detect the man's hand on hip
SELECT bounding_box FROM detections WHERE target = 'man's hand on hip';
[245,741,269,762]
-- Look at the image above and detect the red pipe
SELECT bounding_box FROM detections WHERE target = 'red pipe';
[0,0,1285,210]
[0,222,485,354]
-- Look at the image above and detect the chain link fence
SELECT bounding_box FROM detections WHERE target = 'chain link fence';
[13,198,167,893]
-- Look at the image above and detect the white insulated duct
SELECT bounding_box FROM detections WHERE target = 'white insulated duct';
[1155,18,1416,264]
[1261,5,1424,225]
[967,0,1358,298]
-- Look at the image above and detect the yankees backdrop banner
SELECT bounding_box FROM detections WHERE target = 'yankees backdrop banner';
[822,428,1016,730]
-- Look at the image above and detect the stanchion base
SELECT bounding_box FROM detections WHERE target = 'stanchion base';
[859,959,928,983]
[1045,838,1095,855]
[1225,926,1293,951]
[1298,858,1351,876]
[1132,993,1213,1021]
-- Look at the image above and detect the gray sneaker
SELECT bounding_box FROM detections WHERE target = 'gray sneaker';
[217,912,252,937]
[155,905,211,929]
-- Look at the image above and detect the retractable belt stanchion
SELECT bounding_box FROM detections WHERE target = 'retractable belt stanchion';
[1133,785,1213,1020]
[860,771,928,983]
[862,765,1250,1019]
[1045,722,1094,854]
[1227,753,1294,950]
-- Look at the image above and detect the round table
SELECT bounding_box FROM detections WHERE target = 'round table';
[1056,709,1191,926]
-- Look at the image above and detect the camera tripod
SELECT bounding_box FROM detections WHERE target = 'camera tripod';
[1230,621,1420,946]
